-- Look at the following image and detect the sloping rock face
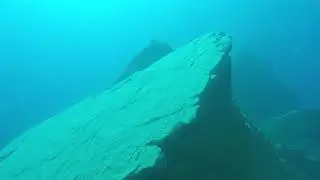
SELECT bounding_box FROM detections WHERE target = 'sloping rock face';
[114,40,173,84]
[0,32,291,180]
[232,51,301,122]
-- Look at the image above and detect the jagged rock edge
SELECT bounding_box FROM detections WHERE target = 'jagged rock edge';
[123,42,233,179]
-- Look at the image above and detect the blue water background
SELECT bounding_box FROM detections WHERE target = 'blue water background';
[0,0,319,149]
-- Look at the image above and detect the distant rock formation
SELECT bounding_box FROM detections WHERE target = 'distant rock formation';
[277,145,320,180]
[0,32,297,180]
[114,40,173,84]
[262,109,320,147]
[232,51,301,121]
[261,109,320,180]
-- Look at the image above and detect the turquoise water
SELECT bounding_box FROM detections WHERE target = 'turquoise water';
[0,0,319,167]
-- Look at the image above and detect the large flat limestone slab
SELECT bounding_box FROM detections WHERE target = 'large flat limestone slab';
[0,32,232,179]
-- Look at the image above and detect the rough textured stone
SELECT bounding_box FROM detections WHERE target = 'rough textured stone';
[0,32,291,180]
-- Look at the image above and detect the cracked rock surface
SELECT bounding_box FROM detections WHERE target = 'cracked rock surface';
[0,32,292,180]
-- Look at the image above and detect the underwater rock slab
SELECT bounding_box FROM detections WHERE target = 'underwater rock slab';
[114,40,173,84]
[0,32,290,180]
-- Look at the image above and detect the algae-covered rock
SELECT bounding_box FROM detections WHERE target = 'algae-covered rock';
[0,32,292,180]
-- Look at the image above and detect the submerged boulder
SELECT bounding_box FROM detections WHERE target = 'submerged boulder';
[0,32,292,179]
[114,40,173,84]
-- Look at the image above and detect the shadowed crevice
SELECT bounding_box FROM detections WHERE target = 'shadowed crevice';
[124,45,290,180]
